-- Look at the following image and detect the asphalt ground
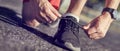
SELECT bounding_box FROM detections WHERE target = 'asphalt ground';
[0,0,120,51]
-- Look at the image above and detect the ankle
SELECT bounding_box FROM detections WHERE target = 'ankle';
[63,13,80,22]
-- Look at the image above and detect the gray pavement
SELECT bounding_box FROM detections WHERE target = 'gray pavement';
[0,0,120,51]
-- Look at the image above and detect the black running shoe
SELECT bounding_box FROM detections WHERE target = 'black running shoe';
[54,16,81,51]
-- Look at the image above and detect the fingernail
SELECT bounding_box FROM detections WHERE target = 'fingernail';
[58,14,62,17]
[83,26,89,30]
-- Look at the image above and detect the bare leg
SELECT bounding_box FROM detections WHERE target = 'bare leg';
[62,0,87,23]
[67,0,87,17]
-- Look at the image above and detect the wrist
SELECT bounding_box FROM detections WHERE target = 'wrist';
[102,11,114,21]
[102,7,117,20]
[102,11,111,16]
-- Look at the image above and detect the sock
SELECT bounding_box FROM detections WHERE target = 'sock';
[63,13,80,22]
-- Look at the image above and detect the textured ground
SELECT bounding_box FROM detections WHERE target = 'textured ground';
[0,0,120,51]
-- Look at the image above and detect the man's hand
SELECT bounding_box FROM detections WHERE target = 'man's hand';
[35,0,61,23]
[22,0,61,27]
[83,12,114,39]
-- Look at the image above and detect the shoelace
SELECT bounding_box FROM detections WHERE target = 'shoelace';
[60,17,83,29]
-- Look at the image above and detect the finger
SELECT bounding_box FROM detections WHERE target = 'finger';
[90,33,101,40]
[41,12,51,22]
[99,33,106,39]
[83,23,91,30]
[50,6,61,18]
[93,35,104,40]
[93,36,101,40]
[45,8,58,21]
[37,12,51,23]
[89,33,98,39]
[90,32,104,40]
[88,27,97,35]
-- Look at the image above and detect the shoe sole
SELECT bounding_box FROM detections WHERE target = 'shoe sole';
[65,42,81,51]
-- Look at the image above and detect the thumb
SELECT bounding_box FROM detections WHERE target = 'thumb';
[83,23,91,30]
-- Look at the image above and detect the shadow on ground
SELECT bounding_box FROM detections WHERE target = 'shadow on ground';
[0,7,71,50]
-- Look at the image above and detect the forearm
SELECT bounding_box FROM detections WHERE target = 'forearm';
[105,0,120,9]
[67,0,87,16]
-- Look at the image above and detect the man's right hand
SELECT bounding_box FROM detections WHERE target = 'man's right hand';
[83,12,113,39]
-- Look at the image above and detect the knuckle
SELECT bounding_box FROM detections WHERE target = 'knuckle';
[99,33,105,38]
[102,34,105,37]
